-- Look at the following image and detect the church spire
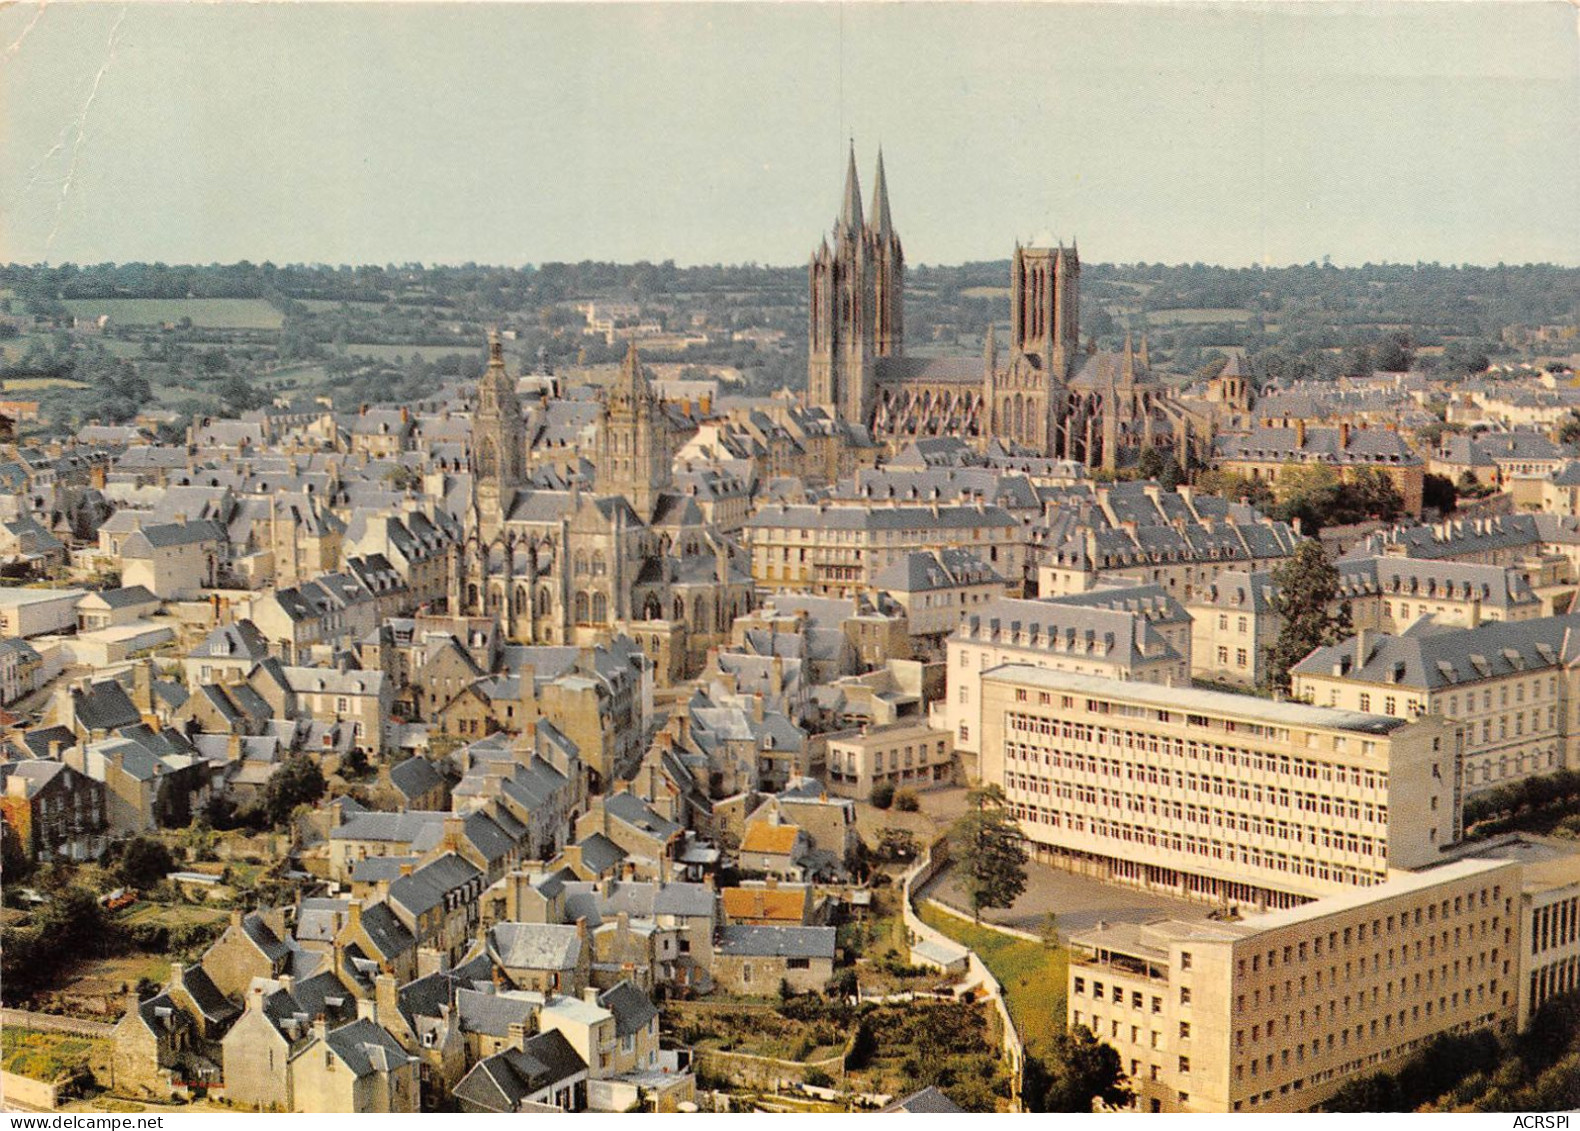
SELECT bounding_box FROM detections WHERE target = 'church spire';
[838,141,864,234]
[870,148,893,238]
[1121,332,1136,385]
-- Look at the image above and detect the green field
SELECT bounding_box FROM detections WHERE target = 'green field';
[1144,307,1255,325]
[961,286,1013,299]
[343,342,475,362]
[3,377,88,391]
[1,1028,109,1083]
[299,299,387,313]
[62,298,284,330]
[918,902,1068,1053]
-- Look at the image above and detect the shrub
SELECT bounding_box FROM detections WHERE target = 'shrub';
[894,790,920,813]
[804,1068,834,1088]
[870,782,895,810]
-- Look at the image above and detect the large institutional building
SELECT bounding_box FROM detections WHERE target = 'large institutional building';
[977,666,1463,911]
[805,147,1221,470]
[1068,857,1521,1113]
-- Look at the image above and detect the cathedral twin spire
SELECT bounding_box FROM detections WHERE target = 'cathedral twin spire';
[835,141,897,245]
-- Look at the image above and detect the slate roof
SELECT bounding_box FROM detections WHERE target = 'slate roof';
[883,1085,966,1113]
[388,853,482,919]
[452,1030,586,1112]
[1291,613,1580,692]
[603,790,681,842]
[599,980,658,1038]
[872,547,1004,593]
[387,754,443,800]
[487,922,582,971]
[715,925,836,959]
[357,901,417,960]
[320,1017,413,1078]
[575,832,628,876]
[73,680,142,732]
[190,619,271,660]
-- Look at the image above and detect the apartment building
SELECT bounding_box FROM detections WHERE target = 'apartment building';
[742,502,1023,597]
[1213,421,1425,516]
[978,667,1462,910]
[1186,570,1280,690]
[945,593,1190,766]
[1067,857,1521,1112]
[1291,615,1580,794]
[822,721,955,801]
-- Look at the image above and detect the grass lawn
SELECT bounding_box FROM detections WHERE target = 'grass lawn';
[1,1028,109,1083]
[61,298,284,330]
[918,901,1068,1054]
[117,901,227,930]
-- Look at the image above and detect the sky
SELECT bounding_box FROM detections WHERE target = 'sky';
[3,1,1578,269]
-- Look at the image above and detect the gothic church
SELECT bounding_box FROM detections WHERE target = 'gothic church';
[807,147,1210,471]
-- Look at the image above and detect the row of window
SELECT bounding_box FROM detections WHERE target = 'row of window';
[1001,712,1387,787]
[1003,744,1390,820]
[1010,802,1390,880]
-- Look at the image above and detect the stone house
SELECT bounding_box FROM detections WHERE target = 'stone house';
[287,1017,419,1113]
[711,925,837,995]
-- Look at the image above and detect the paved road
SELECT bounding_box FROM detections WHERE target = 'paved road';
[920,855,1210,937]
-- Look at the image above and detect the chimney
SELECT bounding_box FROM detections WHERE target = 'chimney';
[356,996,378,1021]
[346,899,363,933]
[508,1020,529,1051]
[1339,422,1352,449]
[583,986,601,1006]
[1356,628,1372,666]
[312,1015,329,1044]
[169,962,185,991]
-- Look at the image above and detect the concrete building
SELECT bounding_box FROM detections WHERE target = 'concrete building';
[1067,857,1520,1112]
[944,590,1190,763]
[979,666,1462,910]
[822,721,955,800]
[0,587,86,639]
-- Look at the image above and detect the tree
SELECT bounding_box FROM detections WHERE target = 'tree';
[1560,412,1580,446]
[1025,1026,1133,1113]
[1263,540,1353,695]
[846,1017,878,1070]
[876,826,919,863]
[949,784,1028,922]
[1422,473,1458,515]
[118,835,175,889]
[1040,912,1061,949]
[261,755,327,827]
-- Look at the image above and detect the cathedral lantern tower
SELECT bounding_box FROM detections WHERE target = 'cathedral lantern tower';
[597,342,668,522]
[1011,242,1080,382]
[471,330,525,541]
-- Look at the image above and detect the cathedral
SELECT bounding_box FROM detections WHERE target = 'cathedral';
[452,333,754,683]
[807,147,1212,471]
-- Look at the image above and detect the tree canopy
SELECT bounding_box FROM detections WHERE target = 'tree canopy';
[1024,1025,1134,1113]
[1264,540,1354,696]
[949,783,1028,922]
[262,755,327,827]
